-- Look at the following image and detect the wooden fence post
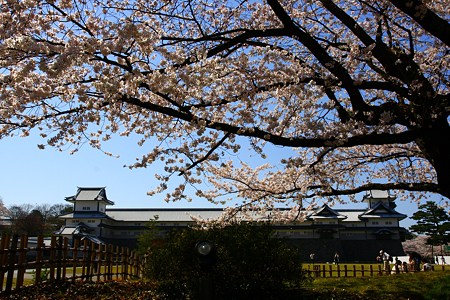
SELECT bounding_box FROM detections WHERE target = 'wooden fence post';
[0,234,144,293]
[96,244,102,282]
[62,237,69,279]
[81,239,89,281]
[34,236,45,284]
[72,238,79,282]
[134,251,141,278]
[344,264,348,277]
[15,235,28,289]
[313,265,320,277]
[56,236,63,280]
[353,265,356,277]
[88,241,96,281]
[5,234,19,294]
[106,244,113,281]
[114,245,120,280]
[337,264,340,277]
[0,234,11,291]
[49,236,57,281]
[122,247,128,280]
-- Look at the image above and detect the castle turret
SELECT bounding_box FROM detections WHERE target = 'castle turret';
[65,187,114,213]
[362,190,396,209]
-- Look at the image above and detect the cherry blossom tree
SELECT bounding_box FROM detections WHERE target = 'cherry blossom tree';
[0,197,9,216]
[0,0,449,219]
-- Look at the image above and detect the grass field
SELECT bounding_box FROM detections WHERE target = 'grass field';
[309,271,450,300]
[303,263,450,277]
[2,265,449,299]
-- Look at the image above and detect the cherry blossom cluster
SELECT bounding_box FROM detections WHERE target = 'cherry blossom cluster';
[0,0,448,222]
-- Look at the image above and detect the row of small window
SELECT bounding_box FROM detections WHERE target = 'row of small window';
[372,221,393,225]
[79,207,104,212]
[317,221,394,225]
[71,220,143,226]
[72,220,96,223]
[104,231,142,236]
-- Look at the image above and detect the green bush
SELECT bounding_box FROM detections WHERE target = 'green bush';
[140,223,309,299]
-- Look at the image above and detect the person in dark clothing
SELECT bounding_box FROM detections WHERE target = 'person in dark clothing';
[333,252,340,265]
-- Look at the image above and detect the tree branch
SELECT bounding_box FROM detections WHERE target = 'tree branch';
[306,182,441,198]
[179,132,231,176]
[121,94,425,148]
[388,0,450,47]
[267,0,370,113]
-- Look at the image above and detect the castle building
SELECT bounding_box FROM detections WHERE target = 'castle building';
[57,187,408,262]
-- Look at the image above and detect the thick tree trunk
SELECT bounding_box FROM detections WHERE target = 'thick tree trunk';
[415,119,450,199]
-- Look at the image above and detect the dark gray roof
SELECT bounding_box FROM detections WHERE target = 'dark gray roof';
[58,205,407,223]
[106,208,224,222]
[65,187,114,205]
[359,202,407,220]
[59,212,109,219]
[308,204,347,220]
[363,190,396,201]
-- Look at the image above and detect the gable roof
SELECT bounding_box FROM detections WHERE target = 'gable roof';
[308,204,347,220]
[363,190,396,201]
[358,201,406,220]
[65,187,114,205]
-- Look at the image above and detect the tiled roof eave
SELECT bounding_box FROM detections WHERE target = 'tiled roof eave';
[308,216,347,219]
[359,214,407,220]
[60,212,111,219]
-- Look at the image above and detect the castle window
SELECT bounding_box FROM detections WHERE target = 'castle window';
[82,207,91,211]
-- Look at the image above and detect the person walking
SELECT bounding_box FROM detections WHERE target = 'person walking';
[333,252,340,265]
[379,250,391,274]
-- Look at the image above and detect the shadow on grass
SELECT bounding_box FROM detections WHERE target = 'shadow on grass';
[1,272,449,300]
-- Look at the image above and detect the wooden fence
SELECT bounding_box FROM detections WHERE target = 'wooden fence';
[306,263,448,278]
[0,234,143,294]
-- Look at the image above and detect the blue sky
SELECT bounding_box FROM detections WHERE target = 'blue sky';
[0,133,215,209]
[0,133,433,229]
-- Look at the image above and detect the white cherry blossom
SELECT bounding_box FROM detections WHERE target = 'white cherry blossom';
[0,0,449,221]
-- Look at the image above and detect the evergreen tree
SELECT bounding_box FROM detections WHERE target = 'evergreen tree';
[410,202,450,253]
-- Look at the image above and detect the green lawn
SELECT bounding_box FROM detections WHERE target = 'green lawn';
[307,271,450,300]
[304,263,450,277]
[3,268,449,299]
